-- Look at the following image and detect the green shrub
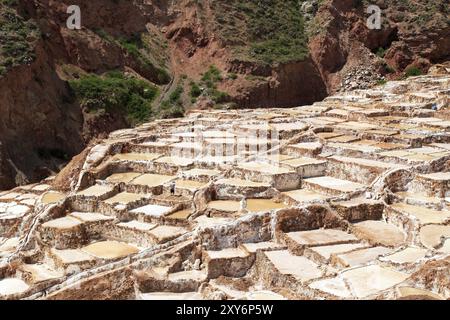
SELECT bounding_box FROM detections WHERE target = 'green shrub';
[169,85,183,103]
[159,102,184,119]
[201,65,223,84]
[227,73,238,80]
[1,0,18,7]
[405,66,422,77]
[93,28,114,42]
[385,64,395,74]
[119,38,141,59]
[376,47,386,58]
[191,65,231,104]
[104,70,124,79]
[190,82,202,98]
[3,57,13,67]
[156,68,171,84]
[210,89,229,103]
[158,85,185,119]
[69,72,159,125]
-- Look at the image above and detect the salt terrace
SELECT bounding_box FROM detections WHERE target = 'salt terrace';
[0,71,449,300]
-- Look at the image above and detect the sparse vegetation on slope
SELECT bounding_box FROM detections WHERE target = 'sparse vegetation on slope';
[211,0,308,65]
[95,29,171,84]
[69,72,159,126]
[189,65,230,104]
[384,0,449,27]
[0,1,40,76]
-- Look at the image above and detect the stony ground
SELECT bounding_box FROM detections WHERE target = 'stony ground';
[0,66,449,300]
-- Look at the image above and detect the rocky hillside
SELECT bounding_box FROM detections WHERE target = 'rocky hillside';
[0,0,448,189]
